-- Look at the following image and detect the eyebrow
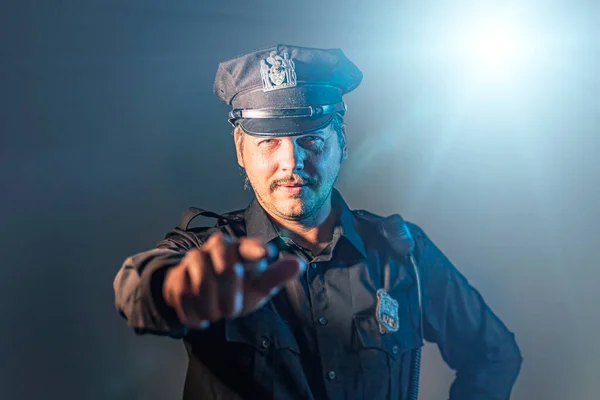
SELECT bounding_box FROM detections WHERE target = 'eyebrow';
[248,125,334,143]
[252,132,323,140]
[286,128,332,138]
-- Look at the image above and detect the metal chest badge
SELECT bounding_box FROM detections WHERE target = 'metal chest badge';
[376,289,400,334]
[260,51,297,91]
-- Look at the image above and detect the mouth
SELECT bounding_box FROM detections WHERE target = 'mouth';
[277,184,307,195]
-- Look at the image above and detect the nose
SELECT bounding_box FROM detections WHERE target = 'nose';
[278,137,305,173]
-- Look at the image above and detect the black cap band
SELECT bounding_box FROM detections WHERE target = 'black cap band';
[228,102,346,124]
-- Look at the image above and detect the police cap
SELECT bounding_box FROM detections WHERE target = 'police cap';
[213,44,362,137]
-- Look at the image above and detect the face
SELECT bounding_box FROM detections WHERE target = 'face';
[235,123,347,221]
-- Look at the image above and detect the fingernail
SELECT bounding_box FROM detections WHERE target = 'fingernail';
[266,242,279,260]
[233,263,244,278]
[198,321,210,330]
[256,258,268,273]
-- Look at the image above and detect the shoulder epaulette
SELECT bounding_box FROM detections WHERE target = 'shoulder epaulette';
[178,207,245,231]
[353,209,386,221]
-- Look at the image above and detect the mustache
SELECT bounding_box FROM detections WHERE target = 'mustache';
[270,174,317,191]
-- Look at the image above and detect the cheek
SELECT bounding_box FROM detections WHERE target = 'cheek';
[312,143,340,168]
[244,150,277,179]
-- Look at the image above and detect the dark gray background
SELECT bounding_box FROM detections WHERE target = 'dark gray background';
[2,1,598,399]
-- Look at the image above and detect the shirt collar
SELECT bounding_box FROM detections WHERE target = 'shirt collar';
[334,189,368,258]
[244,188,367,258]
[244,198,280,245]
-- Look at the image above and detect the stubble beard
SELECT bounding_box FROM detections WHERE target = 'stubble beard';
[249,169,339,222]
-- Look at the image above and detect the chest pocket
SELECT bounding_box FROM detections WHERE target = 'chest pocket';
[224,305,301,394]
[353,313,420,357]
[351,261,422,399]
[225,306,299,353]
[353,256,421,353]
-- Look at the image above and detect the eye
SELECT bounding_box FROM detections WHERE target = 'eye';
[298,135,325,148]
[258,139,276,146]
[302,135,324,144]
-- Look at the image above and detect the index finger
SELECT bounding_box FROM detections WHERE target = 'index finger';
[237,238,278,262]
[247,253,306,296]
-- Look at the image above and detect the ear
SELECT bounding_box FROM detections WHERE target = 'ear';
[234,129,245,168]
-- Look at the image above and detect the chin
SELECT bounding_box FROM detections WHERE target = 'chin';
[279,199,306,215]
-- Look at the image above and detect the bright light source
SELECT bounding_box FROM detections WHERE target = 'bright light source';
[471,24,520,70]
[452,13,535,84]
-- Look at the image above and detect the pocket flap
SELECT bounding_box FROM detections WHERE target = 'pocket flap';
[225,307,299,354]
[353,314,420,357]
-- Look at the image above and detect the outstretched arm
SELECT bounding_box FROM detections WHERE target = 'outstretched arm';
[113,228,204,337]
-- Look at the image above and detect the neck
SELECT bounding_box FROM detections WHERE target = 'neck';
[266,193,337,254]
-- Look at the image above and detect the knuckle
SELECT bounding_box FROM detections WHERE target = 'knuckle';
[240,237,268,257]
[202,232,220,248]
[188,268,204,291]
[211,230,224,240]
[187,250,208,268]
[211,252,233,276]
[188,247,202,255]
[166,268,183,291]
[209,237,228,255]
[241,237,263,247]
[209,230,231,245]
[213,261,228,275]
[185,247,203,261]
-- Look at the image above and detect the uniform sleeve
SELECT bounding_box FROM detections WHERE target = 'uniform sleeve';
[409,223,523,400]
[113,228,207,338]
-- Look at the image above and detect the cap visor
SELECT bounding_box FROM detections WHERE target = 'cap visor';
[239,114,334,137]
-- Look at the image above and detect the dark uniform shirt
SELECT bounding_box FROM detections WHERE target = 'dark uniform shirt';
[113,190,522,399]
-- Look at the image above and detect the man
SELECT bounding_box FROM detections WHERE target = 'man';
[114,44,522,399]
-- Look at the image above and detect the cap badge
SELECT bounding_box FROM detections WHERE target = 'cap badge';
[260,51,297,92]
[376,289,400,334]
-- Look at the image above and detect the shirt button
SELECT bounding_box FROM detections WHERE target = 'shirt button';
[327,370,336,380]
[261,337,271,349]
[310,263,317,269]
[392,345,399,355]
[318,317,328,325]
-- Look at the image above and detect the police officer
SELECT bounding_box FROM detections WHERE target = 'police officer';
[113,44,523,399]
